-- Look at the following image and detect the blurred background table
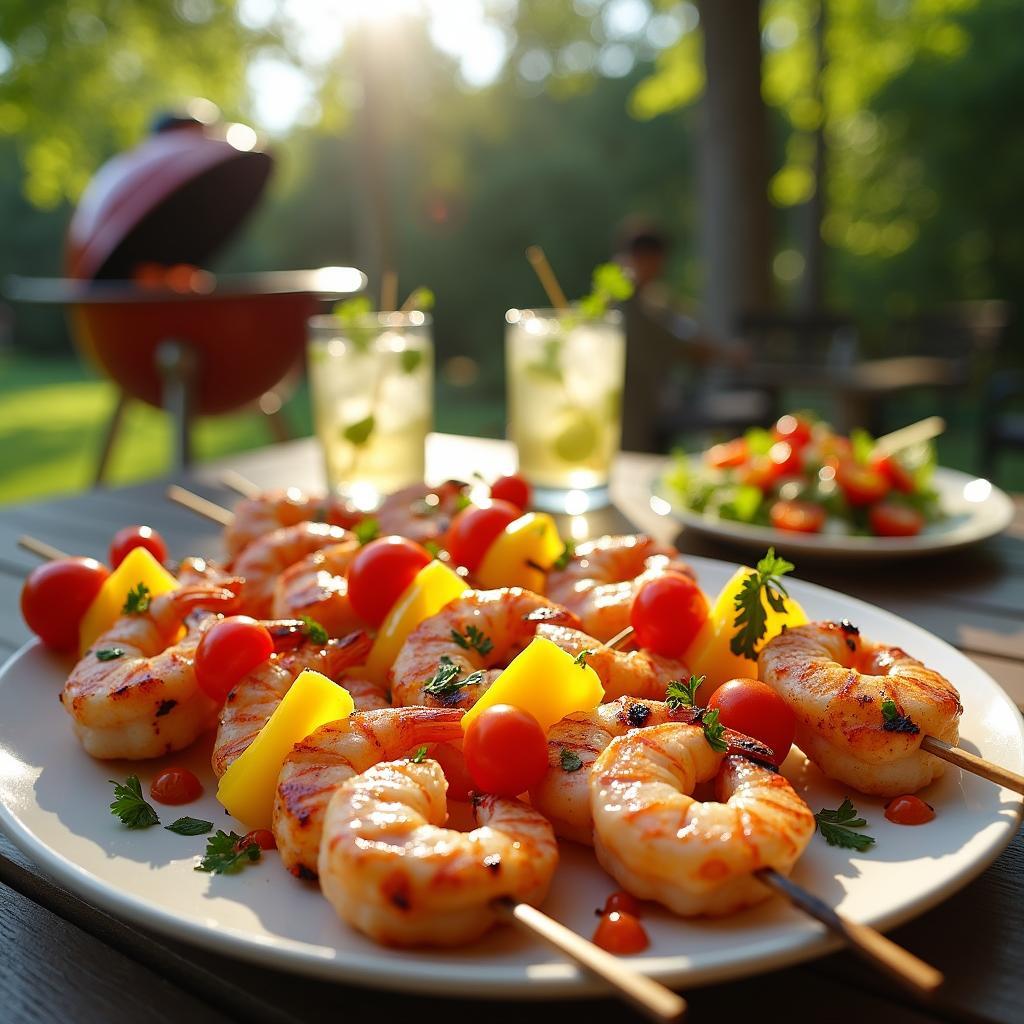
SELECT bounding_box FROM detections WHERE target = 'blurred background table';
[0,433,1021,1024]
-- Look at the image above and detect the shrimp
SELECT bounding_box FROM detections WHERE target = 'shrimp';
[273,706,465,879]
[531,696,776,843]
[546,534,696,641]
[225,489,359,558]
[61,584,238,759]
[389,588,580,709]
[758,621,963,797]
[591,726,815,916]
[211,627,374,778]
[375,480,468,545]
[271,539,362,637]
[319,758,557,946]
[231,522,353,618]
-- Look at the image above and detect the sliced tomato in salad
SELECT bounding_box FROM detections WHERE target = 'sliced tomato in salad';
[740,441,802,491]
[769,499,826,534]
[836,461,890,506]
[869,501,925,537]
[705,438,749,469]
[772,414,813,448]
[870,452,916,494]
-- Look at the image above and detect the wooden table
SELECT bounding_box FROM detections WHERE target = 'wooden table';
[0,434,1021,1024]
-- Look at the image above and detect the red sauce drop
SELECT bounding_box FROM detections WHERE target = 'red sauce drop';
[592,911,649,954]
[241,829,276,851]
[885,795,935,826]
[603,891,640,917]
[150,767,202,805]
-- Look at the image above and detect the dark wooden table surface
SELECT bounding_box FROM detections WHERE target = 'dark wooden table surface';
[0,434,1021,1024]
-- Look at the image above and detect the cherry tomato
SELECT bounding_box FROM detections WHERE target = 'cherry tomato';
[347,536,433,627]
[592,911,649,954]
[603,891,640,916]
[884,795,935,826]
[869,502,925,538]
[707,678,796,765]
[630,574,709,659]
[21,557,110,652]
[490,474,531,511]
[705,438,748,469]
[741,441,802,491]
[772,414,813,448]
[445,500,521,572]
[836,461,890,506]
[241,828,277,850]
[430,741,476,802]
[195,616,274,703]
[150,768,202,805]
[109,525,168,568]
[769,499,826,534]
[463,704,548,797]
[870,452,915,494]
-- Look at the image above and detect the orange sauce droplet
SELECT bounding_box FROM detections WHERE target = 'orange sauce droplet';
[885,795,935,826]
[592,911,649,954]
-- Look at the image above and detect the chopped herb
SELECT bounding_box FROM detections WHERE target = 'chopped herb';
[666,674,705,710]
[121,582,151,615]
[577,262,635,320]
[454,493,473,511]
[403,286,435,312]
[410,745,428,763]
[109,776,159,829]
[552,540,575,571]
[353,517,380,545]
[423,656,484,700]
[880,697,919,734]
[560,749,584,772]
[424,540,443,559]
[95,647,125,662]
[814,798,876,852]
[573,649,595,668]
[342,414,375,447]
[299,615,329,645]
[730,548,796,660]
[701,707,728,753]
[195,830,262,874]
[400,349,424,375]
[450,625,494,657]
[165,817,214,836]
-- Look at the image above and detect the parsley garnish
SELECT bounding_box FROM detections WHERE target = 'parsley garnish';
[730,548,795,660]
[814,798,876,852]
[450,625,494,657]
[423,656,484,700]
[109,776,159,829]
[410,745,428,763]
[95,647,125,661]
[573,649,595,668]
[560,749,584,772]
[880,697,919,734]
[701,708,728,753]
[553,540,575,571]
[666,674,704,710]
[299,615,329,645]
[342,415,375,447]
[165,817,214,836]
[353,517,380,546]
[195,830,262,874]
[577,262,635,319]
[121,582,151,615]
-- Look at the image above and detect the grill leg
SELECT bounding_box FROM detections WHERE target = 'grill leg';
[155,338,198,471]
[94,390,129,486]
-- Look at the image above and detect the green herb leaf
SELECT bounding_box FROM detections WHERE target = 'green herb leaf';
[560,749,584,772]
[730,548,796,660]
[165,817,214,836]
[410,745,428,764]
[403,286,435,312]
[399,348,424,375]
[96,647,125,661]
[299,615,329,645]
[880,697,920,734]
[423,656,484,701]
[195,830,262,875]
[450,625,493,657]
[815,798,876,852]
[525,338,564,384]
[850,428,875,465]
[573,649,595,668]
[353,517,380,546]
[342,415,375,447]
[553,540,574,571]
[424,540,443,559]
[121,582,151,615]
[578,262,634,319]
[701,707,729,753]
[666,674,704,710]
[109,776,159,829]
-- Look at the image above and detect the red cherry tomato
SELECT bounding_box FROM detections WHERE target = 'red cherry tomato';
[772,414,814,448]
[836,461,890,506]
[430,741,476,802]
[241,828,277,850]
[769,499,826,534]
[629,574,710,659]
[884,795,935,826]
[707,678,796,765]
[109,525,168,568]
[870,452,915,494]
[705,438,748,469]
[150,768,203,805]
[21,557,110,652]
[490,474,532,511]
[445,501,521,572]
[740,441,802,491]
[603,891,640,916]
[195,616,274,703]
[592,911,649,954]
[463,704,548,797]
[347,536,433,628]
[869,502,925,538]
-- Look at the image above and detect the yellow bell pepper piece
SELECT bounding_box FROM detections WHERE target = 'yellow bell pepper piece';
[462,636,605,734]
[684,566,808,697]
[475,512,564,592]
[79,546,179,654]
[217,669,354,828]
[364,560,468,684]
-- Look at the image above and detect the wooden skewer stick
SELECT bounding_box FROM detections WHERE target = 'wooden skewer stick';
[874,416,945,458]
[166,485,235,526]
[525,245,570,311]
[380,269,398,313]
[219,470,262,499]
[493,899,686,1023]
[18,535,69,561]
[606,625,634,651]
[756,868,943,998]
[921,735,1024,795]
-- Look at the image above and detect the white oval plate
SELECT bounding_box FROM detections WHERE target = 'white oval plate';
[651,466,1015,560]
[0,557,1021,998]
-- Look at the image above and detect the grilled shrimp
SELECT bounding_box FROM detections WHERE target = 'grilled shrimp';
[319,758,557,946]
[271,539,363,637]
[389,588,580,709]
[531,696,775,843]
[61,584,237,759]
[546,534,695,641]
[225,489,359,558]
[273,706,465,879]
[211,627,374,778]
[375,480,469,545]
[592,726,814,916]
[231,522,353,618]
[758,621,963,797]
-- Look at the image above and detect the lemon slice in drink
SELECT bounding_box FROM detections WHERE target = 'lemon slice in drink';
[552,411,599,462]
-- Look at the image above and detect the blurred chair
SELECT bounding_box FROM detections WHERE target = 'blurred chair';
[980,369,1024,482]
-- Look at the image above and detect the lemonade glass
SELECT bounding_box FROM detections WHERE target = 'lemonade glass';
[505,308,625,512]
[307,312,433,506]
